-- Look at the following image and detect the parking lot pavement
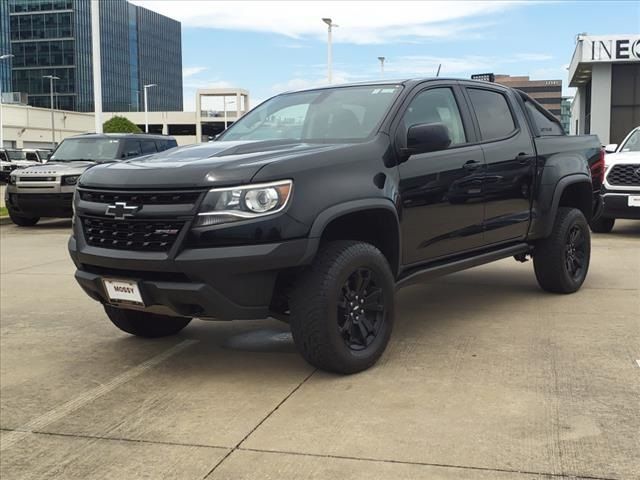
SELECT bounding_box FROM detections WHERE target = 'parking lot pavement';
[1,220,638,480]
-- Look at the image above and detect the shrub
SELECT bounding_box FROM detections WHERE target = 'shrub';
[103,116,142,134]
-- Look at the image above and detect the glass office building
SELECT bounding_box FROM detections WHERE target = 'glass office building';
[0,0,11,96]
[6,0,182,112]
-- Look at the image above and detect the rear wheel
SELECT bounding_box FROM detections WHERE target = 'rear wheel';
[104,305,191,338]
[9,211,39,226]
[534,207,590,294]
[290,241,395,374]
[589,216,615,233]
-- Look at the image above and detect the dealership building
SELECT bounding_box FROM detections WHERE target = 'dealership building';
[569,34,640,144]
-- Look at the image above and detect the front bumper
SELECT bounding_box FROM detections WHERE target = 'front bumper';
[69,235,318,320]
[6,192,74,218]
[600,190,640,220]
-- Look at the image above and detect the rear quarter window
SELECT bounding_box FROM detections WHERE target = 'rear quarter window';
[523,98,565,136]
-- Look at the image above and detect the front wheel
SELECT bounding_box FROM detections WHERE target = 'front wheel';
[589,216,615,233]
[533,207,591,294]
[104,305,191,337]
[9,211,39,226]
[289,241,395,374]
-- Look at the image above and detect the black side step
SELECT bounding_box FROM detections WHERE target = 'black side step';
[396,243,532,290]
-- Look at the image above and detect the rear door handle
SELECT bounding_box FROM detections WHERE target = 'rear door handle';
[516,153,531,164]
[463,160,482,171]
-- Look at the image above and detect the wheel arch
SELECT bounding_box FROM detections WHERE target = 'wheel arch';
[307,199,402,277]
[529,174,594,239]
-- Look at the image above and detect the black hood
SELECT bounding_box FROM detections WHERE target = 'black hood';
[79,140,351,189]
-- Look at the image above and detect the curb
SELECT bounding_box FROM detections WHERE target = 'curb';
[0,216,11,225]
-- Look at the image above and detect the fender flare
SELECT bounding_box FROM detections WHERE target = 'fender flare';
[300,198,401,272]
[530,173,592,239]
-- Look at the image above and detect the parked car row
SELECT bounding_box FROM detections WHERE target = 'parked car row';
[4,133,177,226]
[0,147,51,182]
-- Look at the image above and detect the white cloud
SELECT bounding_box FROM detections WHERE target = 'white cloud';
[183,66,208,78]
[130,0,524,44]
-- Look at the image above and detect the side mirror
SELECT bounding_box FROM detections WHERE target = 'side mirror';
[604,144,618,154]
[405,123,452,156]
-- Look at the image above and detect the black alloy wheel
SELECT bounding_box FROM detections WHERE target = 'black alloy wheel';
[289,240,395,374]
[565,225,587,281]
[338,268,386,351]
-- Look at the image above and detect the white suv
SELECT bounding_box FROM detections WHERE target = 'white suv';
[590,126,640,233]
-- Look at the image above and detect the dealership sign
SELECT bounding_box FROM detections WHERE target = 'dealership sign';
[581,35,640,63]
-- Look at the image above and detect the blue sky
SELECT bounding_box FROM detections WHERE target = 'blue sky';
[131,1,640,110]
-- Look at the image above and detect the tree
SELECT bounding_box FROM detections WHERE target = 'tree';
[103,116,142,134]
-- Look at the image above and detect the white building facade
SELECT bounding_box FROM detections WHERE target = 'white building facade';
[569,34,640,144]
[1,88,249,148]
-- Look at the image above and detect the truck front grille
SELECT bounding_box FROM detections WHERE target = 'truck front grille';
[607,164,640,187]
[79,190,201,205]
[81,217,184,252]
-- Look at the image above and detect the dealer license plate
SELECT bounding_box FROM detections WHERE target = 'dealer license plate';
[103,278,144,305]
[628,195,640,207]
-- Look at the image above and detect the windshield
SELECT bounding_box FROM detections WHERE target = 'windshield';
[7,150,27,160]
[50,138,122,162]
[620,129,640,152]
[220,85,402,143]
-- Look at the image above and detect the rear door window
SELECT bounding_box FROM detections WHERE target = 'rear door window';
[467,88,517,141]
[140,141,157,154]
[122,140,142,158]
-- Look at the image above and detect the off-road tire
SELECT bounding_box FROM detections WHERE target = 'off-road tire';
[589,216,615,233]
[289,241,395,374]
[9,211,39,226]
[104,305,191,337]
[534,207,590,294]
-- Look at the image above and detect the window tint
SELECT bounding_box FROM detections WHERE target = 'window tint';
[122,140,142,158]
[468,89,516,140]
[26,152,38,161]
[402,88,466,145]
[523,99,564,135]
[140,141,157,154]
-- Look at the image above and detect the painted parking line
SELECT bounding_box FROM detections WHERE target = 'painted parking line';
[1,339,198,452]
[636,359,640,369]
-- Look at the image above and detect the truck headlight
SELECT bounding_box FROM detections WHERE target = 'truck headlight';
[63,175,80,185]
[194,180,292,227]
[8,175,16,185]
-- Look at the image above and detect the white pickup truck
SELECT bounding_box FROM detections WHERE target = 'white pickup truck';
[590,126,640,233]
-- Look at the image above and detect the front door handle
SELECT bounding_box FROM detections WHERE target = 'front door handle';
[463,160,481,171]
[516,152,531,164]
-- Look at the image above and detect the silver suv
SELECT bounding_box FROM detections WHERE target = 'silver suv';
[5,133,177,226]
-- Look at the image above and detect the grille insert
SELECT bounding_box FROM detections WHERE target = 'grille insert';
[81,217,184,252]
[78,190,201,205]
[607,164,640,187]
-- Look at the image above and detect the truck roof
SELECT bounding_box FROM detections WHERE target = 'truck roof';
[68,133,175,140]
[282,77,508,95]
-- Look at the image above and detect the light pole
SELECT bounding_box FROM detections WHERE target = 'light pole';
[0,54,15,148]
[378,56,385,76]
[43,75,60,149]
[322,18,338,84]
[143,83,157,133]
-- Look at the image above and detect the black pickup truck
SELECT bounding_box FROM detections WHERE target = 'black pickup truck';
[69,79,604,373]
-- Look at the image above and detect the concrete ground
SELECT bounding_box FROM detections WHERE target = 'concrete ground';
[0,219,638,480]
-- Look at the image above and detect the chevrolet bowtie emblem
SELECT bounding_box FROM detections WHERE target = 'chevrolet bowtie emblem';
[635,167,640,178]
[105,202,140,219]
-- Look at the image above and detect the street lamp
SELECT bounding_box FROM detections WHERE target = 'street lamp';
[143,83,157,133]
[0,54,15,148]
[322,18,338,84]
[378,56,386,76]
[43,75,60,149]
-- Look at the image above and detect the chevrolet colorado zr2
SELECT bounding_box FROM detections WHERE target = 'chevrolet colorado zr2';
[68,79,604,374]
